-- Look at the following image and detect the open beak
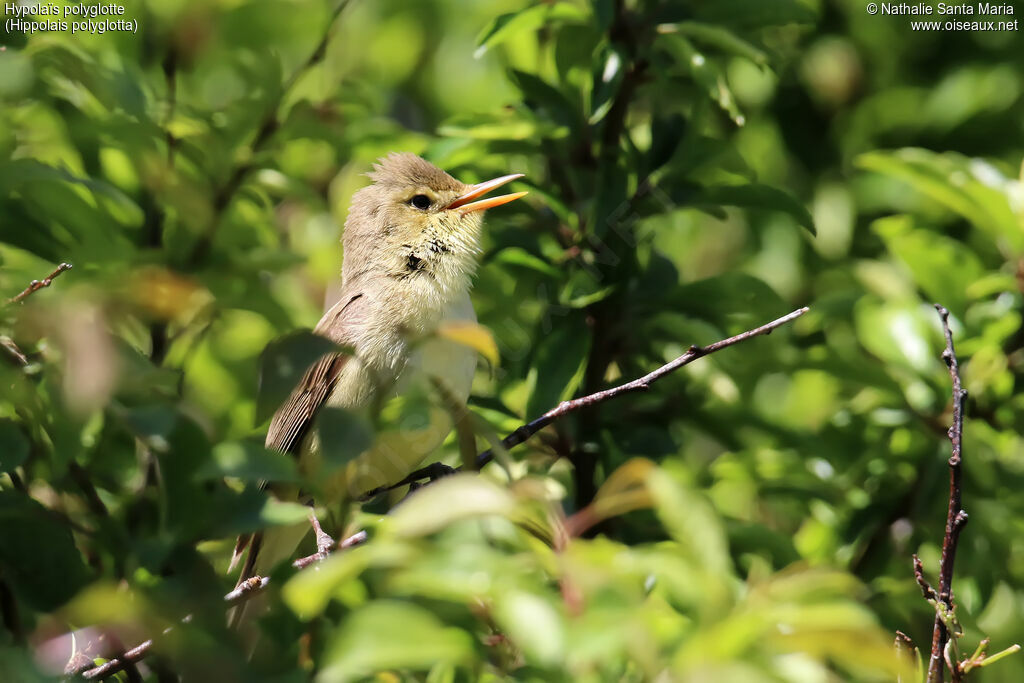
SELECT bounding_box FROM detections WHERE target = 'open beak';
[446,173,527,214]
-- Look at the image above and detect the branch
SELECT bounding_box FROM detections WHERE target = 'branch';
[70,306,809,679]
[362,307,810,500]
[6,262,72,305]
[71,530,368,680]
[926,304,969,683]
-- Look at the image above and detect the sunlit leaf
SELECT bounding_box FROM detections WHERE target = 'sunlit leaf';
[389,474,517,538]
[435,320,500,367]
[319,601,474,679]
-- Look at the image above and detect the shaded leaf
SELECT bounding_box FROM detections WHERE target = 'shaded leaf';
[692,183,816,235]
[0,491,91,611]
[0,419,29,472]
[316,406,375,473]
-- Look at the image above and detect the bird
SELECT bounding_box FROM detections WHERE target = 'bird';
[229,153,526,622]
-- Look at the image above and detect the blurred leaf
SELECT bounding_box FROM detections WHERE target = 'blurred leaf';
[589,458,655,523]
[526,311,591,418]
[857,149,1023,251]
[439,110,568,141]
[195,439,300,484]
[509,69,578,129]
[0,419,29,471]
[475,3,589,56]
[692,183,816,235]
[489,246,561,278]
[389,474,517,538]
[316,406,375,473]
[257,330,344,424]
[0,491,90,611]
[319,600,474,680]
[664,22,769,65]
[661,34,745,126]
[873,215,984,313]
[493,591,566,666]
[435,320,500,367]
[691,0,817,28]
[590,44,626,125]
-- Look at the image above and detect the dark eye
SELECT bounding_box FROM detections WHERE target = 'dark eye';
[410,194,431,210]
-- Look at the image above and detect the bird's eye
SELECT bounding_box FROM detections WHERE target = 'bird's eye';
[410,194,431,210]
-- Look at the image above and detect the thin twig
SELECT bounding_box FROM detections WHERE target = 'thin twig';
[73,530,368,680]
[73,307,808,679]
[80,639,153,680]
[362,307,810,499]
[6,262,72,305]
[913,554,937,601]
[926,304,969,683]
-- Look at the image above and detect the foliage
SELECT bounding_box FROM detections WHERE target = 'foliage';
[1,0,1022,681]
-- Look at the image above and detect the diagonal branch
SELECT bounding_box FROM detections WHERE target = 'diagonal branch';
[70,307,809,679]
[926,304,969,683]
[362,307,810,500]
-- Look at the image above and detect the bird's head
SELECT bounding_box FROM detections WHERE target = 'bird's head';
[342,153,526,295]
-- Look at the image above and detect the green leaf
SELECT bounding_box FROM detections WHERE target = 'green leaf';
[856,149,1022,251]
[665,22,769,65]
[475,3,589,56]
[691,0,817,28]
[194,439,300,484]
[872,215,984,313]
[0,419,29,472]
[257,330,343,424]
[526,311,591,418]
[493,591,566,666]
[316,407,375,473]
[389,474,517,538]
[692,183,816,235]
[319,601,474,679]
[661,34,745,127]
[490,247,561,278]
[509,69,578,129]
[0,491,91,611]
[435,321,500,367]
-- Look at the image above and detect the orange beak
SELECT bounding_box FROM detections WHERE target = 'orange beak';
[446,173,527,215]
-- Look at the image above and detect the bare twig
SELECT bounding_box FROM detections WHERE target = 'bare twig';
[913,554,937,601]
[926,304,969,683]
[72,529,368,680]
[6,262,72,305]
[80,638,154,680]
[363,307,810,500]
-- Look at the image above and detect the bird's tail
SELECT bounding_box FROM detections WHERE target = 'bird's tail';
[227,520,309,629]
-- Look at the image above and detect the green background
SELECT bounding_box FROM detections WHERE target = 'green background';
[1,0,1023,680]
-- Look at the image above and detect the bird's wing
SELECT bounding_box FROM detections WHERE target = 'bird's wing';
[229,290,367,577]
[266,290,367,457]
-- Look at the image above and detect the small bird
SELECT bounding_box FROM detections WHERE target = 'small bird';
[231,153,526,614]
